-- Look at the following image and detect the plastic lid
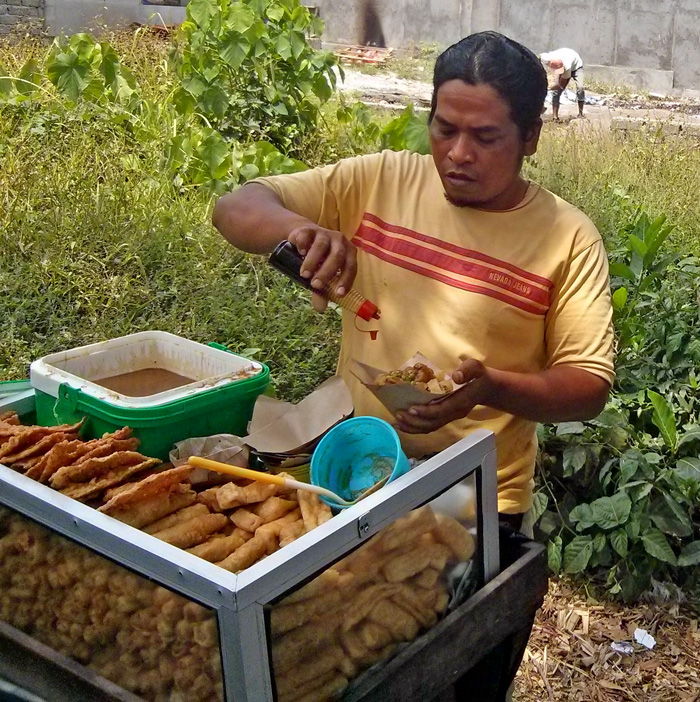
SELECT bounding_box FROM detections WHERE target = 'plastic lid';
[356,299,380,322]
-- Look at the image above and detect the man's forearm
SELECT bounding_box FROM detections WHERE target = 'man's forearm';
[481,366,610,423]
[212,183,315,254]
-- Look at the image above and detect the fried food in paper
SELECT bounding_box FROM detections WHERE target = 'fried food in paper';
[375,362,453,393]
[151,513,229,549]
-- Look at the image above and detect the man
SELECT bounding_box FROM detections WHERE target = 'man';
[540,47,586,120]
[213,30,614,530]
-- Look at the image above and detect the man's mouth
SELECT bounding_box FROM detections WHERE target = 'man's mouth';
[445,171,476,184]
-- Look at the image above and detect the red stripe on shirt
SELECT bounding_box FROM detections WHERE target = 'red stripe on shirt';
[353,236,548,315]
[362,212,554,289]
[354,223,551,308]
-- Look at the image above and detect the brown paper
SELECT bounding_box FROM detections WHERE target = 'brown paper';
[351,353,459,415]
[244,376,353,454]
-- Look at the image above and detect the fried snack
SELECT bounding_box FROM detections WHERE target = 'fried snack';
[391,585,438,629]
[342,583,401,631]
[377,505,438,552]
[97,465,191,512]
[278,520,305,548]
[28,439,94,482]
[0,427,56,459]
[51,451,149,489]
[368,599,420,641]
[433,512,476,561]
[0,432,72,464]
[215,531,274,573]
[256,508,302,541]
[270,588,343,635]
[105,488,198,529]
[358,621,394,650]
[375,363,453,393]
[216,480,278,510]
[60,458,161,502]
[186,530,249,563]
[281,567,342,606]
[0,411,19,424]
[253,496,297,523]
[297,490,331,531]
[272,614,343,675]
[275,645,346,700]
[196,486,226,513]
[277,670,339,702]
[143,503,209,534]
[382,544,434,583]
[230,507,263,533]
[412,567,440,590]
[151,513,229,549]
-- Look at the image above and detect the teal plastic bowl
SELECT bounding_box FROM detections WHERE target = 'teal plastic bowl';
[310,416,410,510]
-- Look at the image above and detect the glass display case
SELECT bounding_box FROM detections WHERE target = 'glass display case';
[0,393,499,702]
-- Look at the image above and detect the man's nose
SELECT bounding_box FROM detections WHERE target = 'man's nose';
[448,134,475,164]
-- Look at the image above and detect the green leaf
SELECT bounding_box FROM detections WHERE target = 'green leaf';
[227,4,256,33]
[641,528,677,565]
[589,493,631,529]
[678,425,700,448]
[220,35,250,70]
[196,131,230,179]
[647,390,677,451]
[649,493,692,537]
[0,63,14,97]
[562,444,587,476]
[608,263,635,282]
[675,457,700,483]
[678,541,700,567]
[556,421,586,436]
[610,529,628,558]
[612,286,628,310]
[266,4,285,22]
[188,0,217,29]
[17,59,41,97]
[547,536,562,575]
[47,52,90,102]
[290,30,307,60]
[529,492,548,524]
[569,503,595,531]
[563,535,594,574]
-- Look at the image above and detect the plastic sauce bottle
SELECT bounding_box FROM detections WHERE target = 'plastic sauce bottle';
[269,241,381,323]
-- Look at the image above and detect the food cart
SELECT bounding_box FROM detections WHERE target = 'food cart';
[0,381,547,702]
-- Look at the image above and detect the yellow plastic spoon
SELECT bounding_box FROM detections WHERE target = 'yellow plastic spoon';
[188,456,388,507]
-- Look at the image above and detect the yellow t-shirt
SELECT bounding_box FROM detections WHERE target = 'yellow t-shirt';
[257,149,615,513]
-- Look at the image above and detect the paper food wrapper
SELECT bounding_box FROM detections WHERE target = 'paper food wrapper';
[351,352,458,415]
[244,375,354,454]
[169,434,249,484]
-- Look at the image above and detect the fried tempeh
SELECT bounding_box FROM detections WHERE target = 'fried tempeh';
[151,513,228,549]
[50,451,149,489]
[97,465,191,512]
[103,487,197,529]
[60,458,161,501]
[0,411,19,424]
[0,432,72,464]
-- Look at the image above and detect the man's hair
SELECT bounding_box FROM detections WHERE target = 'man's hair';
[429,31,547,140]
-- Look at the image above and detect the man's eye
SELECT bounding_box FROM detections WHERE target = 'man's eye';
[477,135,499,145]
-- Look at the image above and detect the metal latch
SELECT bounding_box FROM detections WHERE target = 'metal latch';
[357,512,372,540]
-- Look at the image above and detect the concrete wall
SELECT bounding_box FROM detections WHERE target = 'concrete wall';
[44,0,186,36]
[313,0,700,92]
[0,0,44,35]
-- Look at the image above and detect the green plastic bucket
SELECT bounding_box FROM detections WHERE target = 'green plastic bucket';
[30,332,270,461]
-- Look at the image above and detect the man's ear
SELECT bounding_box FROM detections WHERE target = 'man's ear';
[523,119,542,156]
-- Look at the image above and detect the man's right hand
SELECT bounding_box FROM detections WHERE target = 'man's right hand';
[288,224,358,313]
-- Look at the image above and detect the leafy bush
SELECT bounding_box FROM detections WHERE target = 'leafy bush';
[172,0,338,151]
[535,209,700,601]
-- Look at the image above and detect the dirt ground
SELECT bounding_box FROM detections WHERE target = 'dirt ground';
[338,66,700,132]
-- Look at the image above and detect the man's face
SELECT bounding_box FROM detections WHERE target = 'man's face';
[429,80,540,210]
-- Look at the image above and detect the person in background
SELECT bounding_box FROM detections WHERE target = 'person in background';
[213,31,614,697]
[539,47,585,121]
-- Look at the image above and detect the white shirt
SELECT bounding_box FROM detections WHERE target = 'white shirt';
[540,48,583,77]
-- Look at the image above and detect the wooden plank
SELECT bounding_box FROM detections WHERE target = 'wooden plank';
[345,540,548,702]
[0,620,143,702]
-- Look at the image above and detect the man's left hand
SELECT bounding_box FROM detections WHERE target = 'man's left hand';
[394,357,489,434]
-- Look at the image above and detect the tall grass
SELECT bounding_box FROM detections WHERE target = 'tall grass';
[528,125,700,252]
